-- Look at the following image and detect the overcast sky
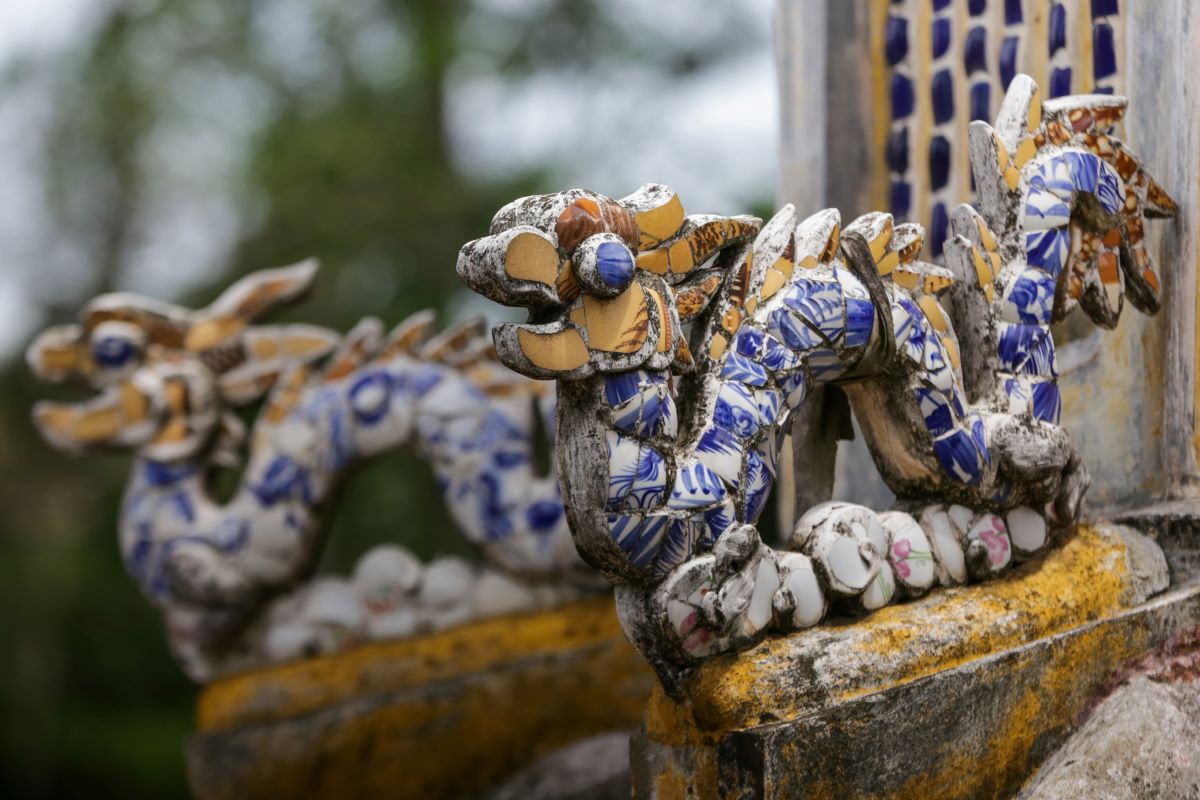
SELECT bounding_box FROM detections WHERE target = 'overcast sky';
[0,0,778,356]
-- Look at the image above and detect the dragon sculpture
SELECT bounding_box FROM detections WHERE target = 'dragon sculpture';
[27,260,587,681]
[458,76,1177,684]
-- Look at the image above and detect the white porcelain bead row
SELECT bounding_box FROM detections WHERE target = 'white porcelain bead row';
[261,545,582,664]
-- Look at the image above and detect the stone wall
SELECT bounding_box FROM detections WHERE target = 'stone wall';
[775,0,1200,513]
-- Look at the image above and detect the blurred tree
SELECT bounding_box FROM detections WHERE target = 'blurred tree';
[0,0,770,796]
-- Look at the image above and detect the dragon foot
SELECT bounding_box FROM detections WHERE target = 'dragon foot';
[627,498,1066,680]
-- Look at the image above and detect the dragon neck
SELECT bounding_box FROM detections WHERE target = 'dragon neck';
[416,371,568,567]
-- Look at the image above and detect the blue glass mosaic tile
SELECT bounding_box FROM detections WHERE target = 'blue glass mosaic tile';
[1005,0,1023,24]
[779,369,808,409]
[893,296,927,363]
[606,436,667,510]
[1096,162,1123,214]
[892,73,915,119]
[607,513,667,569]
[1049,67,1072,98]
[760,334,799,372]
[932,69,954,124]
[1093,22,1117,79]
[1000,36,1019,88]
[886,16,909,66]
[526,501,563,533]
[970,82,991,122]
[1092,0,1118,16]
[932,17,951,59]
[655,518,699,576]
[891,181,912,218]
[887,128,909,174]
[1049,4,1067,54]
[930,135,951,191]
[769,308,821,352]
[969,0,987,15]
[807,347,846,383]
[965,26,988,74]
[702,501,734,549]
[931,202,949,258]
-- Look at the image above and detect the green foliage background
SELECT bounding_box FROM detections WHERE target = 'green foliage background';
[0,1,770,795]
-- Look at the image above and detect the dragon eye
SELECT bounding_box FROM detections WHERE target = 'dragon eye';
[93,336,136,368]
[89,321,145,371]
[349,371,393,424]
[573,233,636,297]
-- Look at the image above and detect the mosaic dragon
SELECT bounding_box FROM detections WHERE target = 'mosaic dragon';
[458,76,1177,681]
[27,261,586,681]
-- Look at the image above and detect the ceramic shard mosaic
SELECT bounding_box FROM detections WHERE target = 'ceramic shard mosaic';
[459,76,1176,678]
[882,0,1126,257]
[27,261,590,682]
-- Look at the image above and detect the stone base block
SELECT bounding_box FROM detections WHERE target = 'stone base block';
[632,523,1197,799]
[188,596,653,799]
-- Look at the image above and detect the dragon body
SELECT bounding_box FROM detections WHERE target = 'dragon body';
[458,77,1176,680]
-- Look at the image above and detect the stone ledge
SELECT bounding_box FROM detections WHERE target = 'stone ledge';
[632,523,1192,799]
[188,597,653,799]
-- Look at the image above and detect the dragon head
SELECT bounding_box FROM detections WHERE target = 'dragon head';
[27,260,338,463]
[456,185,760,381]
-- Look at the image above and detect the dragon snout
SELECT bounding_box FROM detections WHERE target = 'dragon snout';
[26,324,90,384]
[32,378,164,454]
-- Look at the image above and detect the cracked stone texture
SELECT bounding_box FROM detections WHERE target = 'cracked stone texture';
[1020,677,1200,799]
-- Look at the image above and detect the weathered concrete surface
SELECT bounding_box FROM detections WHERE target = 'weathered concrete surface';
[631,524,1192,799]
[188,597,653,799]
[486,730,633,800]
[1119,499,1200,583]
[1019,676,1200,799]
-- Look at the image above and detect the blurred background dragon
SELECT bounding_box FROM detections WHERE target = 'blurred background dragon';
[27,259,589,681]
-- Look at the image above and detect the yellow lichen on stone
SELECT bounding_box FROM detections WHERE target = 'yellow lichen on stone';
[645,525,1134,741]
[885,617,1153,800]
[193,598,654,800]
